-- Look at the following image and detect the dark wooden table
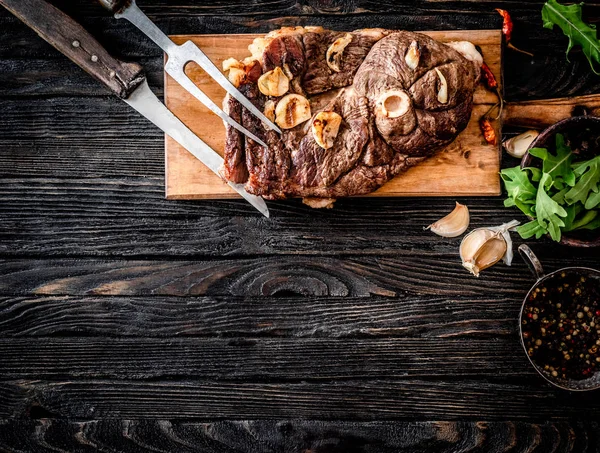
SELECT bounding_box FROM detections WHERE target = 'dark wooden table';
[1,0,600,451]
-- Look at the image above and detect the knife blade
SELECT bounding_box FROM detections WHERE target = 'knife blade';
[0,0,270,218]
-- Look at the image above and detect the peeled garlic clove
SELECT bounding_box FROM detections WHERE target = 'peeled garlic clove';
[312,111,343,149]
[258,67,290,97]
[378,90,411,118]
[434,68,448,104]
[405,40,420,70]
[503,130,539,158]
[275,94,312,129]
[426,202,470,237]
[264,100,276,122]
[326,33,353,73]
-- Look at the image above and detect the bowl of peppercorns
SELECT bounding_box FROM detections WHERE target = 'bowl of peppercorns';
[519,244,600,390]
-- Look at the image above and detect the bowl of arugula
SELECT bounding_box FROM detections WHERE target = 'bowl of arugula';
[501,116,600,247]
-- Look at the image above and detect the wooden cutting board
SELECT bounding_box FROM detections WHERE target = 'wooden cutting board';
[165,30,502,199]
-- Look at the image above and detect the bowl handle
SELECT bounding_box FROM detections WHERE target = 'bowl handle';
[518,244,546,280]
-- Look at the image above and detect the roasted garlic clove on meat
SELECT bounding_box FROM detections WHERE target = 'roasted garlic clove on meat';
[426,202,470,237]
[435,68,448,104]
[312,111,343,149]
[378,90,411,118]
[405,40,420,70]
[258,67,290,97]
[222,57,244,72]
[326,33,353,73]
[275,94,312,129]
[264,100,276,122]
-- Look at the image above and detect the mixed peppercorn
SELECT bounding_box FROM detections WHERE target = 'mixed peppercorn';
[522,271,600,381]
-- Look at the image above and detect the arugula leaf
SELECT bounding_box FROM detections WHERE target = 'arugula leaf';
[535,173,568,241]
[586,190,600,209]
[579,213,600,230]
[517,219,547,239]
[500,167,538,216]
[564,157,600,205]
[528,134,575,186]
[571,209,598,230]
[542,0,600,75]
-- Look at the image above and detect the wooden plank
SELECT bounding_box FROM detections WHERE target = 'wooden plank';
[0,176,534,256]
[0,419,588,453]
[164,30,503,200]
[2,379,600,420]
[0,255,558,298]
[0,337,535,380]
[0,295,516,338]
[0,252,597,298]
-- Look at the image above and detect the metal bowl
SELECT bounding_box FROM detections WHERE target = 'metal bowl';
[519,244,600,390]
[520,116,600,247]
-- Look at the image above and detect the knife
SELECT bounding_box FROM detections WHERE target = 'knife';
[0,0,270,218]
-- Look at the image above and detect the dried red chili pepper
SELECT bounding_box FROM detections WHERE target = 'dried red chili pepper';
[481,62,498,89]
[495,8,513,43]
[480,118,497,146]
[495,8,534,57]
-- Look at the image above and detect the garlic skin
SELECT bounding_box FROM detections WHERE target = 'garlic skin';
[426,202,470,237]
[434,68,448,104]
[503,130,539,158]
[459,220,520,277]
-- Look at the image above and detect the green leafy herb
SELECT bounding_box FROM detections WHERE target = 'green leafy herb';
[542,0,600,75]
[535,173,568,241]
[502,133,600,241]
[565,155,600,206]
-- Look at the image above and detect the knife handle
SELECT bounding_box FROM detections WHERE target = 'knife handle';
[0,0,144,99]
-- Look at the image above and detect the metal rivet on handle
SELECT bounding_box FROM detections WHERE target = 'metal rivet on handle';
[72,40,80,48]
[91,55,98,62]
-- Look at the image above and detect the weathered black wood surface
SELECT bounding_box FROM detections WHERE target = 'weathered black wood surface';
[1,0,600,451]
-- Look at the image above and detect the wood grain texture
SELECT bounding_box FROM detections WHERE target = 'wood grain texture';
[3,379,600,420]
[0,337,537,380]
[165,31,502,199]
[0,419,596,452]
[0,295,516,338]
[0,253,588,298]
[2,0,600,447]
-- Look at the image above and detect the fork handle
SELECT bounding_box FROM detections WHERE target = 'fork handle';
[0,0,145,99]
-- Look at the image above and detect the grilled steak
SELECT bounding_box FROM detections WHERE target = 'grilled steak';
[221,27,482,207]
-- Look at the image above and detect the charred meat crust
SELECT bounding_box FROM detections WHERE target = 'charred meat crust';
[221,28,481,203]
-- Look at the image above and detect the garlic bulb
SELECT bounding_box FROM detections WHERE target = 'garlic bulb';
[459,220,520,277]
[426,202,470,237]
[503,130,539,158]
